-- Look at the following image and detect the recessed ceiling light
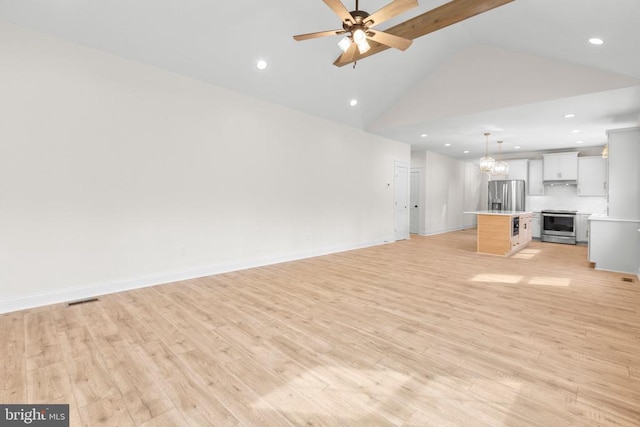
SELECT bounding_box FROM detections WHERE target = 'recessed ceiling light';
[463,150,469,154]
[256,60,268,70]
[350,99,358,107]
[589,38,604,45]
[572,129,580,133]
[576,141,584,144]
[564,114,575,118]
[514,146,521,149]
[421,134,428,138]
[445,143,451,147]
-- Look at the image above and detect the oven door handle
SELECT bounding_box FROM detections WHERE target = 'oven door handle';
[542,214,576,218]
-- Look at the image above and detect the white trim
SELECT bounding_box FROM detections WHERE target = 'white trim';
[394,160,410,241]
[0,239,387,314]
[420,225,476,236]
[410,167,423,235]
[592,266,640,276]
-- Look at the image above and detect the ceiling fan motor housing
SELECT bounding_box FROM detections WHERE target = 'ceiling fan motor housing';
[343,9,371,30]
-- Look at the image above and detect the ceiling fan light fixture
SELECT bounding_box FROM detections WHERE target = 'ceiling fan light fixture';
[356,39,371,54]
[352,28,367,44]
[338,36,352,52]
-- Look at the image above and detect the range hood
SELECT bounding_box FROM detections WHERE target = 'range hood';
[544,180,577,186]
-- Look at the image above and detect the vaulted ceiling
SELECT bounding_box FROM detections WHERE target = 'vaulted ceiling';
[2,0,639,159]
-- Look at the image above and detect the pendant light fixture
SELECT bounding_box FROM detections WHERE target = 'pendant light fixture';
[479,132,495,174]
[492,140,509,176]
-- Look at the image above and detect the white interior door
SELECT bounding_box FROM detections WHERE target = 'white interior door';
[394,161,409,241]
[410,169,421,234]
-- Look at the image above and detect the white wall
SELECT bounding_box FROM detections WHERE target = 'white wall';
[0,23,409,313]
[463,161,486,226]
[410,151,480,235]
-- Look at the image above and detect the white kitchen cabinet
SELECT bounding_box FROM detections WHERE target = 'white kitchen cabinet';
[489,159,528,181]
[528,160,544,195]
[507,159,529,181]
[576,213,590,243]
[532,212,541,238]
[543,152,578,181]
[577,156,607,197]
[519,213,533,244]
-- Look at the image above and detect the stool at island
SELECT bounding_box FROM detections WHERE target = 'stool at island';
[465,210,533,256]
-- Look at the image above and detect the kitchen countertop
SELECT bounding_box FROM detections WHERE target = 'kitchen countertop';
[464,210,532,216]
[588,214,640,223]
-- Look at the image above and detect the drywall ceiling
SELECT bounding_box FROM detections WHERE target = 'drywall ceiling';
[1,0,639,159]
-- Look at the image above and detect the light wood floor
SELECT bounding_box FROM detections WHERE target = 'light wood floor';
[2,230,640,426]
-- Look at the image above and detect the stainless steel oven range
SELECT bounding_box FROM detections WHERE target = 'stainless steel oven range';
[541,210,577,244]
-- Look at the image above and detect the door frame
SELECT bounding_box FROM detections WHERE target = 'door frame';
[410,167,423,235]
[394,160,410,241]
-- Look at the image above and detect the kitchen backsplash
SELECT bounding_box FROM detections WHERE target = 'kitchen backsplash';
[527,184,607,214]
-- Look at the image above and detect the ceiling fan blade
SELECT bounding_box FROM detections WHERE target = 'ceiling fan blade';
[393,0,515,39]
[323,0,354,23]
[293,29,346,41]
[334,0,515,67]
[367,30,412,51]
[366,0,419,27]
[333,42,358,67]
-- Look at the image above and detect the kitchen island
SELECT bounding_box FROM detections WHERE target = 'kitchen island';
[465,210,533,256]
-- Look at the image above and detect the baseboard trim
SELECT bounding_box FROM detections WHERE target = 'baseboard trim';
[0,239,387,314]
[419,225,475,236]
[592,265,640,275]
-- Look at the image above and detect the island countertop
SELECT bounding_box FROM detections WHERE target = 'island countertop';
[464,210,532,216]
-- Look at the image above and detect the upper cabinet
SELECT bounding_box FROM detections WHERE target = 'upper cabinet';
[577,156,607,197]
[489,159,528,181]
[543,152,578,181]
[506,159,528,181]
[528,160,544,195]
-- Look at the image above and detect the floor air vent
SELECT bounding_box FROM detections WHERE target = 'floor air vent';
[621,277,634,283]
[67,297,99,307]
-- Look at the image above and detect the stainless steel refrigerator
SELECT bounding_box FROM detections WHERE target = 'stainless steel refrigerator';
[488,180,526,211]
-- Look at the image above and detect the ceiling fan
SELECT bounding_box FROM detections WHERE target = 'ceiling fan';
[293,0,418,67]
[293,0,515,67]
